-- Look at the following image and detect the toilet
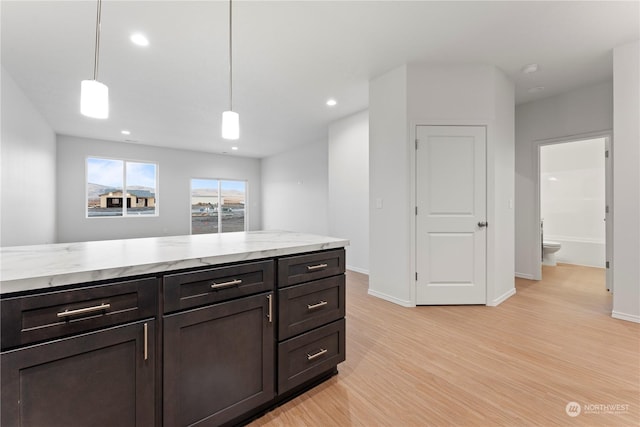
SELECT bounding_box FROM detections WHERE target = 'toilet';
[542,241,562,266]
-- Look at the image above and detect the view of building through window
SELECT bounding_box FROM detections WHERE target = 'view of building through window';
[191,179,246,234]
[87,157,157,217]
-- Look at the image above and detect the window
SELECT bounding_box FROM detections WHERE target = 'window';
[191,179,246,234]
[87,157,158,217]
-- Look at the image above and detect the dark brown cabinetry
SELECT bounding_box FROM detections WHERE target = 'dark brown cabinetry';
[162,261,275,427]
[163,260,274,313]
[1,277,157,350]
[1,277,157,427]
[277,249,346,394]
[1,248,346,426]
[278,275,345,340]
[278,249,345,288]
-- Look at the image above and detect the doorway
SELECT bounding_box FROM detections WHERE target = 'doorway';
[536,134,612,291]
[415,125,487,304]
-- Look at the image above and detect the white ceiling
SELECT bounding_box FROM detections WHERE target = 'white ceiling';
[2,1,638,158]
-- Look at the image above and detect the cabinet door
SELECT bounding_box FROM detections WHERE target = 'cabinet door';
[163,292,275,427]
[1,320,155,427]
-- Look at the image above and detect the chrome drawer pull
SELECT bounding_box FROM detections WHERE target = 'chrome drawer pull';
[307,348,328,361]
[211,279,242,289]
[57,303,111,318]
[267,294,273,323]
[307,300,328,310]
[143,322,149,361]
[307,263,328,271]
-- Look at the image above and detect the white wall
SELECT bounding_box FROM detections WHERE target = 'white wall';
[369,63,514,307]
[1,66,57,246]
[489,69,517,305]
[407,64,515,306]
[540,139,606,267]
[612,40,640,323]
[328,110,369,274]
[515,81,613,279]
[261,140,328,235]
[56,135,261,243]
[369,65,411,305]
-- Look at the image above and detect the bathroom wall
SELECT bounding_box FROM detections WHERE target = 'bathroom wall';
[540,138,605,267]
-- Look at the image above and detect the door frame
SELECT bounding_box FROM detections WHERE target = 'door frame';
[533,130,613,285]
[410,121,490,306]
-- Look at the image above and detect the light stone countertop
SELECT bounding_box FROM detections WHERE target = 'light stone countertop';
[0,231,349,294]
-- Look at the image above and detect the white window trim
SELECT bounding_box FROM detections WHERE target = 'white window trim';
[190,177,248,234]
[86,156,159,219]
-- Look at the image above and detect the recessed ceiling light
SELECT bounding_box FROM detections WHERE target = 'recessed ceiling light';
[548,176,558,181]
[130,33,149,47]
[326,99,337,107]
[522,63,539,74]
[528,86,545,93]
[231,146,239,151]
[121,130,131,135]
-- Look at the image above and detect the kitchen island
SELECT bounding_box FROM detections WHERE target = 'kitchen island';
[1,231,348,426]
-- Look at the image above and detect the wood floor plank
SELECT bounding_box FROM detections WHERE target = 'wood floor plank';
[250,264,640,426]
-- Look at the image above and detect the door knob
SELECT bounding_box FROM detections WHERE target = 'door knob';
[478,221,488,228]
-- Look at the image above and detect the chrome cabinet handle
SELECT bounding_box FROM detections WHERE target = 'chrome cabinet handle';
[307,348,328,361]
[143,322,148,361]
[211,279,242,289]
[267,294,273,323]
[478,221,488,228]
[57,303,111,318]
[307,300,328,310]
[307,263,328,271]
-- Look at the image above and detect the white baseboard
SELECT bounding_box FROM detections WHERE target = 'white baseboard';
[367,289,414,307]
[556,260,605,269]
[487,288,516,307]
[346,265,369,275]
[515,272,535,280]
[612,311,640,323]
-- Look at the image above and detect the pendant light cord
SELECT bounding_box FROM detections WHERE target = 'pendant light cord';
[228,0,233,111]
[93,0,102,81]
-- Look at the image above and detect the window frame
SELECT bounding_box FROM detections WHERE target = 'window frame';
[190,177,248,234]
[85,156,159,219]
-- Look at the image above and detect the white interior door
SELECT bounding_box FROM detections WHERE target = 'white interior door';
[416,125,487,304]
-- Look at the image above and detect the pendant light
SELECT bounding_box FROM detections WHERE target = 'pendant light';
[81,0,109,119]
[221,0,239,140]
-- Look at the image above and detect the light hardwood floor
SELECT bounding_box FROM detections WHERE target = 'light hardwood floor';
[250,264,640,426]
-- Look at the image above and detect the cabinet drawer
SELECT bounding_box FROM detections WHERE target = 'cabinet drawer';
[277,249,345,288]
[1,277,157,351]
[279,275,345,340]
[278,318,345,394]
[163,260,274,313]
